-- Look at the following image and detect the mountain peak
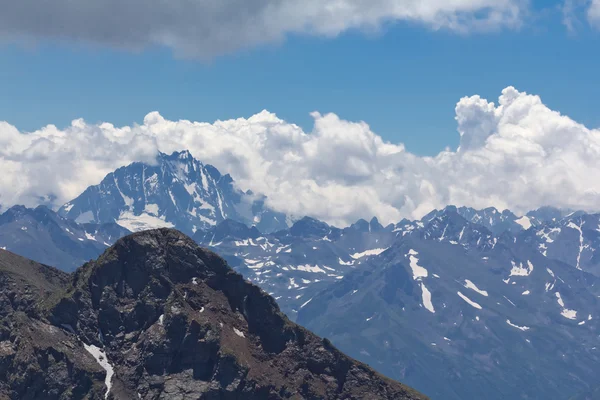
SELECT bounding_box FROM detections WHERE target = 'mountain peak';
[88,228,221,291]
[526,206,567,222]
[58,151,289,235]
[289,216,331,237]
[39,229,426,399]
[161,149,194,162]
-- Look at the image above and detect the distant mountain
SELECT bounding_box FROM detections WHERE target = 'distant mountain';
[58,150,288,236]
[298,213,600,400]
[194,216,398,318]
[525,206,573,223]
[5,180,600,400]
[0,229,427,400]
[422,205,537,235]
[522,212,600,276]
[0,205,129,271]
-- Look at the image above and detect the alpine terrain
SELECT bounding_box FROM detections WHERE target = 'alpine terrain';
[0,229,426,399]
[0,205,130,271]
[58,151,288,236]
[3,156,600,400]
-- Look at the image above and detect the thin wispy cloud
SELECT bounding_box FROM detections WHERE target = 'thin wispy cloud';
[1,88,599,226]
[562,0,600,31]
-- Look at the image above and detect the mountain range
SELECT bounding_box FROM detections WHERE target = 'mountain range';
[0,229,425,399]
[1,151,600,399]
[0,204,129,271]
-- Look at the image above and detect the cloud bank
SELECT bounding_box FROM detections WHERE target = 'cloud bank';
[1,87,599,226]
[0,0,526,58]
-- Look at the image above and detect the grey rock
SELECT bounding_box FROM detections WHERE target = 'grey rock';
[0,229,426,400]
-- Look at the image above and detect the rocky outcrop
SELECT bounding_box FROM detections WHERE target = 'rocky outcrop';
[0,229,427,400]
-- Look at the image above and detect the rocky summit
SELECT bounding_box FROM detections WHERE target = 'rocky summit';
[0,228,426,400]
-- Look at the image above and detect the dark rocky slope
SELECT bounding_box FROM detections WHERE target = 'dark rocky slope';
[0,229,426,400]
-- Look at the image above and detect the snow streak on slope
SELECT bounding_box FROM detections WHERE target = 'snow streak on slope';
[83,343,114,399]
[457,291,483,310]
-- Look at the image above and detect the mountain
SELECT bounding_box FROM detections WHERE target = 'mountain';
[0,229,426,400]
[526,206,572,223]
[422,205,537,235]
[194,216,398,318]
[523,212,600,276]
[0,205,130,271]
[297,212,600,400]
[58,150,288,236]
[5,191,600,398]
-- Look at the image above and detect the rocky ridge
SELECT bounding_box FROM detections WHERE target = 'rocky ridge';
[0,229,426,400]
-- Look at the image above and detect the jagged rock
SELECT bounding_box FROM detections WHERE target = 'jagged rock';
[0,229,426,400]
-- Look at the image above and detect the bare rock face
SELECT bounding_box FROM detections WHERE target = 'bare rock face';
[0,229,427,400]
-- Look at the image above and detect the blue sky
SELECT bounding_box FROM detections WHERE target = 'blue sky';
[1,0,599,155]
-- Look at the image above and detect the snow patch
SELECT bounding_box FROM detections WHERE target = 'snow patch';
[567,221,585,270]
[421,283,435,313]
[287,278,299,289]
[276,244,290,253]
[350,247,389,259]
[555,292,578,320]
[83,343,114,399]
[407,250,428,280]
[510,260,533,277]
[555,292,565,307]
[235,238,257,247]
[506,320,530,331]
[117,211,174,232]
[515,216,532,229]
[457,291,482,310]
[295,264,326,274]
[144,203,160,216]
[464,279,488,297]
[562,309,578,320]
[233,328,245,338]
[85,232,97,242]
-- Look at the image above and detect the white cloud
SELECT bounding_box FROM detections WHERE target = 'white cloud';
[563,0,600,30]
[1,86,600,227]
[589,0,600,25]
[0,0,526,59]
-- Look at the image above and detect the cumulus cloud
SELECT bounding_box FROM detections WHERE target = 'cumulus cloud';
[0,0,526,58]
[1,87,600,227]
